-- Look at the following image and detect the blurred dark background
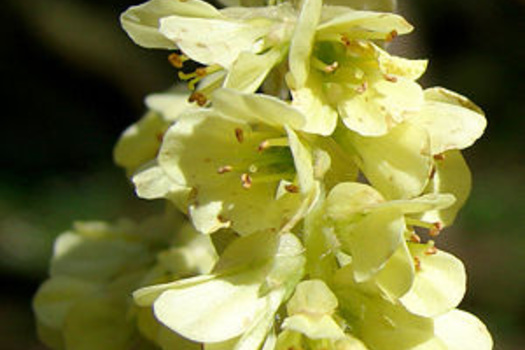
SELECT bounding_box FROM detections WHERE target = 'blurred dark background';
[0,0,523,349]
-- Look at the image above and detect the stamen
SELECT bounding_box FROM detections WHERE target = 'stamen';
[284,184,299,193]
[188,92,208,106]
[217,165,233,174]
[241,173,252,189]
[384,74,398,83]
[424,246,438,255]
[429,166,436,180]
[410,233,422,243]
[324,61,339,73]
[257,138,289,152]
[311,57,338,74]
[429,222,443,237]
[168,53,188,68]
[235,128,244,143]
[433,153,446,161]
[414,256,422,271]
[356,81,368,94]
[258,140,270,152]
[385,30,398,42]
[341,34,351,47]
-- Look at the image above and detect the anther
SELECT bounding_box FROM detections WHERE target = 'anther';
[324,61,339,73]
[414,256,422,271]
[429,222,443,237]
[241,173,252,189]
[258,140,270,152]
[217,165,233,174]
[235,128,244,143]
[188,92,207,106]
[156,132,165,143]
[195,67,207,77]
[341,34,351,47]
[356,81,368,94]
[284,184,299,193]
[433,153,446,161]
[385,30,398,42]
[424,246,438,255]
[410,233,421,243]
[168,53,188,68]
[384,74,398,83]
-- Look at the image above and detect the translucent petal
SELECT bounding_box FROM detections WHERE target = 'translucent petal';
[419,150,471,226]
[160,16,272,68]
[289,0,323,88]
[33,277,100,330]
[407,92,486,155]
[378,49,428,80]
[345,122,432,199]
[433,309,493,350]
[213,89,306,130]
[317,11,412,41]
[325,182,384,222]
[374,240,415,299]
[63,292,135,350]
[400,244,466,317]
[290,72,338,136]
[145,89,193,122]
[120,0,219,49]
[287,280,338,316]
[132,161,191,209]
[287,126,314,193]
[283,314,345,340]
[374,193,456,214]
[224,48,284,93]
[338,207,405,281]
[338,78,424,136]
[324,0,397,12]
[113,111,167,174]
[154,278,267,342]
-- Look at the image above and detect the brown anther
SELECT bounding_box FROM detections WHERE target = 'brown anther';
[168,53,184,68]
[429,222,443,237]
[424,246,438,255]
[356,81,368,94]
[341,34,351,47]
[156,132,165,143]
[433,153,446,161]
[410,233,422,243]
[284,184,300,193]
[414,256,422,271]
[217,165,233,174]
[217,215,229,223]
[324,61,339,73]
[385,30,398,42]
[188,92,207,106]
[241,173,252,189]
[195,67,207,77]
[429,166,437,180]
[257,140,270,152]
[384,74,398,83]
[235,128,244,143]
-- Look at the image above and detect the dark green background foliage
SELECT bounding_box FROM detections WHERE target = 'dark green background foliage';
[0,0,523,349]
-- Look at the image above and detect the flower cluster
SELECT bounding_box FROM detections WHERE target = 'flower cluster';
[34,0,493,349]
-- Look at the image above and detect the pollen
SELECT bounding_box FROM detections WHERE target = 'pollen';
[414,256,422,271]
